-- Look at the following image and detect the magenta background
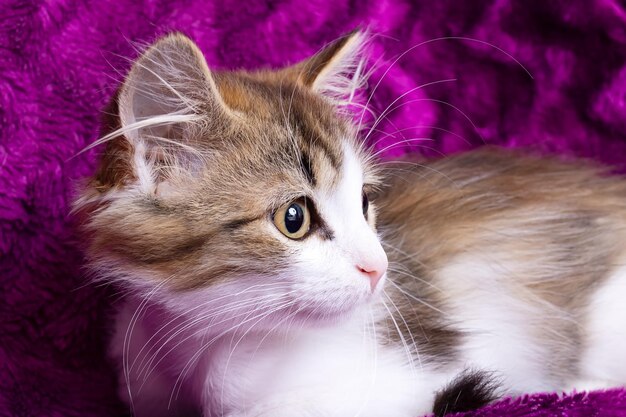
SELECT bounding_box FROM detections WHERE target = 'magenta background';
[2,0,626,415]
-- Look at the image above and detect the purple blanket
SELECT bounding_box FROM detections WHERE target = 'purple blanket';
[2,1,626,416]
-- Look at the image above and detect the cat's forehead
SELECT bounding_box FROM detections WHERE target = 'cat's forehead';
[211,72,356,191]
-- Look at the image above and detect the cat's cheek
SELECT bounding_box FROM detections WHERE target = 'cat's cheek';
[286,267,373,322]
[287,242,377,318]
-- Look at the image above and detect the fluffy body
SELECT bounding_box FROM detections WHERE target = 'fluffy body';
[77,32,626,416]
[108,150,626,417]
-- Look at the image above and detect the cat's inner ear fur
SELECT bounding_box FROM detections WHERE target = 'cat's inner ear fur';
[288,30,368,107]
[110,33,228,197]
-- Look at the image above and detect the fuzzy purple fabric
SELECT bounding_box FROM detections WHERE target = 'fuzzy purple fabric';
[2,1,626,416]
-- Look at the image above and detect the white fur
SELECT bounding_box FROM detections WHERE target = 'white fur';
[578,264,626,386]
[437,255,559,393]
[100,35,626,414]
[302,144,388,298]
[109,144,449,417]
[109,144,626,416]
[113,299,455,417]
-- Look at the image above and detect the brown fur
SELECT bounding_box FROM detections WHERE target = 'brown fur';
[78,32,626,388]
[79,32,369,291]
[377,148,626,374]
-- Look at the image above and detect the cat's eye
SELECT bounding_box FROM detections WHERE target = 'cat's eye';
[273,198,311,240]
[362,190,369,217]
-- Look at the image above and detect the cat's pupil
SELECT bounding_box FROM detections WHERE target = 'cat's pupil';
[362,191,369,217]
[285,204,304,233]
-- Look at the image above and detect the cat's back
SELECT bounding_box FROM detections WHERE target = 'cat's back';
[377,147,626,291]
[378,147,626,228]
[375,148,626,389]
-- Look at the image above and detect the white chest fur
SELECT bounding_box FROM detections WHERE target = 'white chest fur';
[112,299,449,417]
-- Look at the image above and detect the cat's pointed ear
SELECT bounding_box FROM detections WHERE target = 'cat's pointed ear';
[118,32,229,139]
[288,30,369,106]
[100,34,228,197]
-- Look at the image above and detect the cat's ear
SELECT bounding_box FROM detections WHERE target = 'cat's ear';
[99,33,228,197]
[288,30,368,106]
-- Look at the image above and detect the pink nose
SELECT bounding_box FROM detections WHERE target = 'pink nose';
[357,260,387,292]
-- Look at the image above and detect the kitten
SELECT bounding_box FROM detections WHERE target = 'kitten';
[76,31,626,417]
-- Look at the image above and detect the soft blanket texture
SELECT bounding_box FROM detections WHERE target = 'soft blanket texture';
[2,1,626,416]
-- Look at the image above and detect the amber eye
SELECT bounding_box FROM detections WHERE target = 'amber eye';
[273,198,311,239]
[362,190,369,217]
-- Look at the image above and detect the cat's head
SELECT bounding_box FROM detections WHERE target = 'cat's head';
[78,31,387,329]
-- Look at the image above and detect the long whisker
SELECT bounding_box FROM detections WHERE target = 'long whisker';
[376,97,486,147]
[123,279,170,415]
[169,298,298,408]
[367,137,435,159]
[386,278,445,315]
[136,289,297,385]
[356,34,532,136]
[368,125,472,149]
[374,158,460,187]
[386,265,442,292]
[220,300,312,414]
[130,282,288,376]
[362,78,457,143]
[380,294,419,376]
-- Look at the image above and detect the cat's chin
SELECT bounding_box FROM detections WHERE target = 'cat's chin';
[289,304,363,327]
[286,291,382,328]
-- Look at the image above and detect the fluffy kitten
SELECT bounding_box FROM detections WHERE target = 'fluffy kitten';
[76,31,626,417]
